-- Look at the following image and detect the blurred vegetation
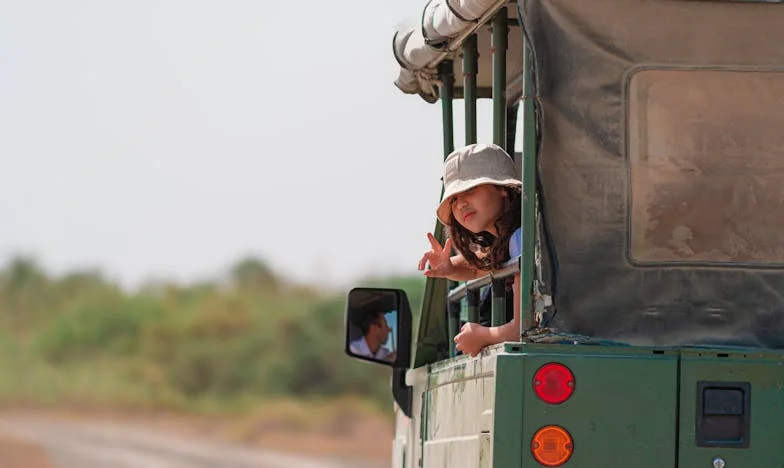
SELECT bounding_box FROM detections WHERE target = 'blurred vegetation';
[0,256,425,418]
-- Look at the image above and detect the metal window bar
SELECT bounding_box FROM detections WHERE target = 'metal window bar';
[463,34,478,145]
[446,257,519,357]
[466,288,480,324]
[440,7,540,354]
[462,33,479,329]
[439,60,455,159]
[438,60,459,358]
[491,277,509,327]
[447,257,520,303]
[446,258,519,343]
[491,8,510,329]
[491,7,508,148]
[520,42,536,332]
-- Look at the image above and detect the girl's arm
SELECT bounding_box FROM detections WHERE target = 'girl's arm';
[454,272,521,356]
[418,232,490,281]
[486,272,521,342]
[434,254,487,282]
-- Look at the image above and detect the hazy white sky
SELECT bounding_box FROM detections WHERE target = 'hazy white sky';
[0,1,501,288]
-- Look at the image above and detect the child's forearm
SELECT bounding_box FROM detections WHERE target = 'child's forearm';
[444,265,481,281]
[444,255,487,282]
[485,273,522,344]
[486,315,522,344]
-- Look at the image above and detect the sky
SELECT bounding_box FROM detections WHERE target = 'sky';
[0,0,502,289]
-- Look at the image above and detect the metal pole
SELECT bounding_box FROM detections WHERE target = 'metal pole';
[491,8,508,148]
[460,37,480,327]
[438,60,460,355]
[439,61,455,157]
[467,289,480,324]
[491,278,507,327]
[448,301,460,357]
[491,8,511,330]
[463,35,478,145]
[520,42,536,333]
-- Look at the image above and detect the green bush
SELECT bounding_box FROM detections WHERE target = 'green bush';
[0,256,426,413]
[33,298,164,363]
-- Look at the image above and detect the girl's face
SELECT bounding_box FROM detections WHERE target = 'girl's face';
[450,184,507,235]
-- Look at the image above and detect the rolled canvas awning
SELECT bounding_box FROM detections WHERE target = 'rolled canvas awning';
[392,0,524,102]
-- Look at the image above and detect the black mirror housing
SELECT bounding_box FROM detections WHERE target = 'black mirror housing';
[344,287,412,369]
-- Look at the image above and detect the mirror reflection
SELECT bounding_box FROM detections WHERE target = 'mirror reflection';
[346,289,399,365]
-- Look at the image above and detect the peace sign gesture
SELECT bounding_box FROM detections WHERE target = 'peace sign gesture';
[417,233,455,278]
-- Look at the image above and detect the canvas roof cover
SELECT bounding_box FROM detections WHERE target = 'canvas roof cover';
[521,0,784,349]
[393,0,524,101]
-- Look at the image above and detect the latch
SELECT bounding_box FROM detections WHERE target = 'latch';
[695,381,751,448]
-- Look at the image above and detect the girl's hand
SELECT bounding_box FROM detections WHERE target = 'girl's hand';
[418,233,454,278]
[454,322,490,357]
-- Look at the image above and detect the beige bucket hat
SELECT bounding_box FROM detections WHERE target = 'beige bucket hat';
[436,143,521,226]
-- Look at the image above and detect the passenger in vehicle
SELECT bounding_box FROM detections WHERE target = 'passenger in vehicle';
[349,310,396,362]
[418,143,522,356]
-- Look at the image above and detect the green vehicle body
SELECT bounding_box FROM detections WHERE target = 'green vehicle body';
[395,343,784,467]
[349,1,784,466]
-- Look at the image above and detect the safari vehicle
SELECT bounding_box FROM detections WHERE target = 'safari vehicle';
[344,0,784,466]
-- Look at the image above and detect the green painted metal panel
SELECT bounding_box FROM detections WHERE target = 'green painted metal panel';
[493,352,525,468]
[419,343,784,467]
[678,348,784,467]
[509,345,679,467]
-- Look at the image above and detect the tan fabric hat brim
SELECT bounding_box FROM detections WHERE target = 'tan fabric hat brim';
[435,143,521,226]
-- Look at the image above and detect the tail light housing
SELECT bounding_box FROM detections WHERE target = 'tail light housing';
[533,362,575,404]
[531,425,574,466]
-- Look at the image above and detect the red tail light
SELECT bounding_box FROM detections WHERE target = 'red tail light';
[533,363,575,404]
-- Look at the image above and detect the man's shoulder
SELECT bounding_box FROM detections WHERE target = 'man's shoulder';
[377,346,393,359]
[349,337,366,353]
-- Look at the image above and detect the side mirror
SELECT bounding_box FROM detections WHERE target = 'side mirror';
[344,287,412,369]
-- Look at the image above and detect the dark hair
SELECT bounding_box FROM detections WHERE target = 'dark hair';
[448,186,521,271]
[358,310,385,334]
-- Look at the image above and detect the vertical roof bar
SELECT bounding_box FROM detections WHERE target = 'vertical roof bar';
[439,60,455,158]
[461,35,480,327]
[520,41,536,333]
[437,60,460,356]
[491,8,511,328]
[491,278,508,326]
[463,34,478,146]
[467,289,480,324]
[448,300,461,357]
[492,7,508,149]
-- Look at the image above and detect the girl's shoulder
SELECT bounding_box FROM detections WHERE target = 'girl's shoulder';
[509,227,522,258]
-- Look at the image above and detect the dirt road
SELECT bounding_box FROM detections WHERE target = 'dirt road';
[0,417,383,468]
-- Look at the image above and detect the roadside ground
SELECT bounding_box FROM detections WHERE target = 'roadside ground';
[0,433,53,468]
[0,405,393,466]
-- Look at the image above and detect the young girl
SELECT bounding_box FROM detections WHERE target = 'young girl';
[417,143,522,357]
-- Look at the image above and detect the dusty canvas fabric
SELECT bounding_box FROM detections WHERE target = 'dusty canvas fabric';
[521,0,784,348]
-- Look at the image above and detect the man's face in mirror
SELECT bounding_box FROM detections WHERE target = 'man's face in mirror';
[370,314,391,345]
